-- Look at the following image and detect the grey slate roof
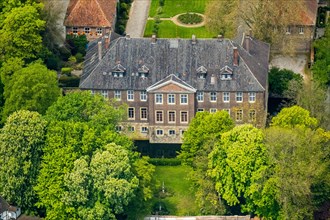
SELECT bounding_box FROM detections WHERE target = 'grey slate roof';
[80,36,270,92]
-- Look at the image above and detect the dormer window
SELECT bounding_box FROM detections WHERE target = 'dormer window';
[196,66,207,79]
[112,63,126,77]
[220,65,233,80]
[138,65,149,78]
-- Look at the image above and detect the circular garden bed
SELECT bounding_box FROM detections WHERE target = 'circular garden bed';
[177,13,204,25]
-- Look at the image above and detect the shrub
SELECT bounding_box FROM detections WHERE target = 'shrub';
[75,53,84,63]
[159,0,165,6]
[149,158,181,166]
[61,67,73,76]
[58,74,80,88]
[178,13,203,24]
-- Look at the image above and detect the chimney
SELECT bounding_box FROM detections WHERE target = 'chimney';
[217,34,223,42]
[98,41,102,61]
[233,46,238,66]
[105,35,110,49]
[210,74,216,85]
[192,35,196,44]
[151,34,156,44]
[244,34,250,53]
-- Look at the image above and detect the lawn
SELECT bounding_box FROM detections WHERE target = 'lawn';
[144,20,217,38]
[151,165,198,216]
[149,0,211,18]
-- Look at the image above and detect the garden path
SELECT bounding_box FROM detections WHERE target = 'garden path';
[126,0,151,37]
[147,13,206,28]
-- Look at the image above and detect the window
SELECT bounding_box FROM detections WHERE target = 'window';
[169,130,176,135]
[128,126,135,132]
[236,92,243,102]
[101,90,108,99]
[180,129,185,136]
[114,90,121,100]
[210,108,217,113]
[286,26,291,34]
[156,111,163,123]
[155,94,163,104]
[115,125,122,132]
[84,27,90,34]
[180,94,188,104]
[197,108,204,112]
[72,27,78,34]
[91,90,95,95]
[181,111,188,123]
[128,108,135,119]
[299,26,304,34]
[140,108,147,120]
[168,94,175,104]
[140,91,147,101]
[249,110,256,121]
[249,92,256,103]
[141,126,148,133]
[223,92,230,102]
[197,92,204,102]
[210,92,217,102]
[236,109,243,121]
[168,111,176,123]
[96,27,102,35]
[127,90,134,101]
[156,129,164,136]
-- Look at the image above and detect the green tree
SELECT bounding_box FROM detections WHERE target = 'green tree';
[209,124,273,217]
[0,57,24,86]
[0,3,45,62]
[2,62,60,121]
[271,105,318,128]
[0,110,46,213]
[205,0,239,38]
[179,111,234,214]
[264,126,330,219]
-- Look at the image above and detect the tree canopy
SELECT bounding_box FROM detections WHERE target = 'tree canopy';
[0,110,46,213]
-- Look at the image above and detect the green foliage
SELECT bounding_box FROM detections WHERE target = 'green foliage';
[115,0,132,35]
[178,13,203,24]
[0,110,46,213]
[268,67,303,97]
[209,125,271,215]
[271,105,318,128]
[312,23,330,86]
[0,57,24,86]
[2,62,60,121]
[58,74,80,87]
[0,3,45,62]
[75,52,84,63]
[66,34,88,55]
[149,158,181,166]
[61,67,72,75]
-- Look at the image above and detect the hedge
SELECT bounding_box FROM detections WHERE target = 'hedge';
[149,158,181,166]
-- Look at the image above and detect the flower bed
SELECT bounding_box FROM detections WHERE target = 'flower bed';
[177,13,203,25]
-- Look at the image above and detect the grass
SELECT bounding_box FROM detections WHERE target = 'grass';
[149,0,211,18]
[151,165,198,216]
[144,20,217,38]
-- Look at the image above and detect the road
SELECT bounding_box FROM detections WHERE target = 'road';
[125,0,151,37]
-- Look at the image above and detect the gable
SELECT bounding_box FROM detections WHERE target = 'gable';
[148,82,196,93]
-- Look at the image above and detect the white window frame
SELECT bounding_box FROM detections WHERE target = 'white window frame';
[128,107,135,120]
[236,109,243,121]
[168,94,175,104]
[155,94,163,104]
[210,108,217,113]
[223,92,230,103]
[248,92,256,103]
[127,90,134,101]
[286,26,291,34]
[168,130,176,135]
[96,27,103,35]
[114,90,121,100]
[210,92,217,102]
[128,126,135,132]
[197,108,204,112]
[299,26,304,34]
[180,94,188,105]
[197,91,204,102]
[180,111,188,123]
[156,129,164,136]
[84,27,90,34]
[101,90,108,99]
[140,91,147,101]
[236,92,243,103]
[155,110,163,123]
[72,27,78,34]
[141,126,148,133]
[168,111,176,123]
[140,108,147,120]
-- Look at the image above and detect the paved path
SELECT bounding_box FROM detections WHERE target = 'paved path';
[147,13,206,28]
[126,0,151,37]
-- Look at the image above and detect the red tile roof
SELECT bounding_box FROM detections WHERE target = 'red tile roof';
[64,0,117,27]
[299,0,318,25]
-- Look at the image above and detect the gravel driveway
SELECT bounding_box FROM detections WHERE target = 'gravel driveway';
[126,0,151,37]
